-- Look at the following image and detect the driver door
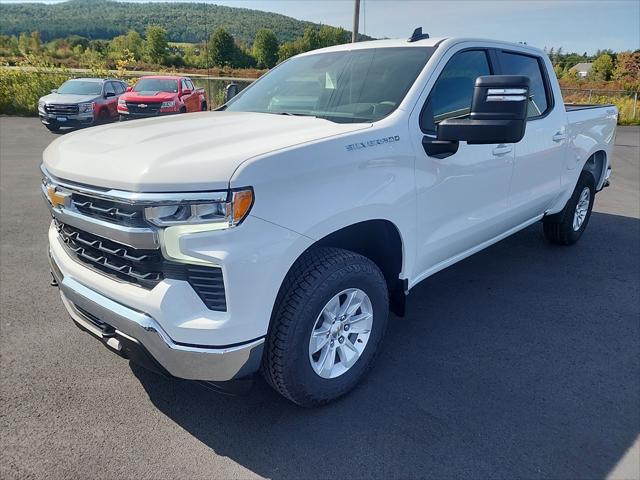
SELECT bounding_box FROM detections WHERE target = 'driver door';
[409,48,516,280]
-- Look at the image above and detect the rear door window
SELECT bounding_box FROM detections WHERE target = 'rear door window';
[497,51,550,118]
[420,50,491,133]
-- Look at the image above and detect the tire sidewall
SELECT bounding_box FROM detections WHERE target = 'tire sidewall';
[282,260,388,402]
[565,172,596,242]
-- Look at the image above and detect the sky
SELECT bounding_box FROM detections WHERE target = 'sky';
[3,0,640,54]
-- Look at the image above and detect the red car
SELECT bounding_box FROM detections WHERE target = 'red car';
[117,75,208,120]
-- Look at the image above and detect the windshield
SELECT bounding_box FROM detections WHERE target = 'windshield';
[57,80,102,96]
[226,47,435,123]
[133,78,178,93]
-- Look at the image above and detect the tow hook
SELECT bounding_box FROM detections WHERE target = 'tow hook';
[50,271,59,287]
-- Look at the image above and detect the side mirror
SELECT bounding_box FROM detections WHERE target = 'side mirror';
[51,89,57,93]
[225,82,239,102]
[126,86,132,92]
[104,91,116,98]
[437,75,530,145]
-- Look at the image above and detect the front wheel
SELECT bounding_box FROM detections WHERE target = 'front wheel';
[543,170,596,245]
[262,248,389,407]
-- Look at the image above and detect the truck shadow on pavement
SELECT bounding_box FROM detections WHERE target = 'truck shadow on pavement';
[132,212,639,480]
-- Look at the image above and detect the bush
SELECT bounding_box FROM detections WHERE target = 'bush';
[0,58,71,115]
[562,90,639,125]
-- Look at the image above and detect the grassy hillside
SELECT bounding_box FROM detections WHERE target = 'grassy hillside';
[0,0,342,44]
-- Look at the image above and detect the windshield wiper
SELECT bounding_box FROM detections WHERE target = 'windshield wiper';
[276,112,316,117]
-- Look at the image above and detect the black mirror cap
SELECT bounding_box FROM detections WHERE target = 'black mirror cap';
[105,91,116,98]
[437,75,530,145]
[471,75,530,122]
[225,83,239,103]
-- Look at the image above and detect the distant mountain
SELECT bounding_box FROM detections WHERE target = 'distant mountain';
[0,0,364,44]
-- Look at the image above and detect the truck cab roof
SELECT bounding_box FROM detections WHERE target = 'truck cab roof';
[297,36,546,58]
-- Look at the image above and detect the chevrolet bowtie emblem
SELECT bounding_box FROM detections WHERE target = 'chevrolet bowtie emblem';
[138,103,147,108]
[47,186,70,208]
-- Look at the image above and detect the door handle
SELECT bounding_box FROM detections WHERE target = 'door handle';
[492,144,513,156]
[552,132,567,142]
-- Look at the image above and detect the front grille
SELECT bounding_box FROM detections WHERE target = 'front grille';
[45,104,79,115]
[57,221,163,288]
[72,193,146,227]
[126,102,162,115]
[56,221,227,311]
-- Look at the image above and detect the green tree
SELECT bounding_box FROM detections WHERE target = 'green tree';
[145,25,168,64]
[301,26,320,51]
[318,26,349,48]
[252,28,278,68]
[110,30,143,60]
[208,28,235,67]
[591,53,614,81]
[278,41,300,62]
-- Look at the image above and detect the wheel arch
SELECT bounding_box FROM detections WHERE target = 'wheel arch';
[582,149,607,189]
[273,219,407,318]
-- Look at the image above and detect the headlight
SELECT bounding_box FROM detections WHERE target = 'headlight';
[78,102,94,113]
[160,101,175,108]
[38,100,45,110]
[149,189,254,265]
[118,98,126,104]
[144,188,254,228]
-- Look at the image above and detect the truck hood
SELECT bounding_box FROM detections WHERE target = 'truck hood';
[121,91,177,102]
[43,111,370,192]
[40,93,99,104]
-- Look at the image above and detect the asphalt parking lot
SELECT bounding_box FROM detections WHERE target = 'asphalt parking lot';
[1,117,638,480]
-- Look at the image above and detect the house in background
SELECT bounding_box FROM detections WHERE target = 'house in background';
[569,62,593,78]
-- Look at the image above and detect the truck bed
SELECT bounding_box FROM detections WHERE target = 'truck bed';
[565,103,614,112]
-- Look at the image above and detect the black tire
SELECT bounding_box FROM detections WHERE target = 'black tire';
[179,106,187,114]
[96,110,110,125]
[119,115,128,122]
[201,101,208,111]
[44,123,60,132]
[543,170,596,245]
[262,247,389,407]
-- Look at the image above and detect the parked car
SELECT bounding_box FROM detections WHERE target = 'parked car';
[42,32,617,407]
[38,78,127,132]
[117,75,208,120]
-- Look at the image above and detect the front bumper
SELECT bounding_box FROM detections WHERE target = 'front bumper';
[118,109,179,119]
[39,112,95,127]
[49,252,264,381]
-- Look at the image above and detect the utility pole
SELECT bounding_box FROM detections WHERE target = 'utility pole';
[352,0,361,43]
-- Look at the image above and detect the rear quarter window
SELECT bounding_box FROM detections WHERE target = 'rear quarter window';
[497,51,551,118]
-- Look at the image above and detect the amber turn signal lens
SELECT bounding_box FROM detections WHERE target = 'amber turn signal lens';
[232,189,253,224]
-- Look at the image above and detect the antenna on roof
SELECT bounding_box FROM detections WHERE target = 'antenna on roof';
[408,27,429,42]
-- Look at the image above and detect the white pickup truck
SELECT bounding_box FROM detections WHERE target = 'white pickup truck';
[42,32,617,406]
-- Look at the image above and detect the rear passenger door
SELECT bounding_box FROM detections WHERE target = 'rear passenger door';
[496,50,566,221]
[181,78,196,112]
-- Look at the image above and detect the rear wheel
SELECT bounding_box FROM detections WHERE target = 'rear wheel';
[543,170,596,245]
[262,247,389,407]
